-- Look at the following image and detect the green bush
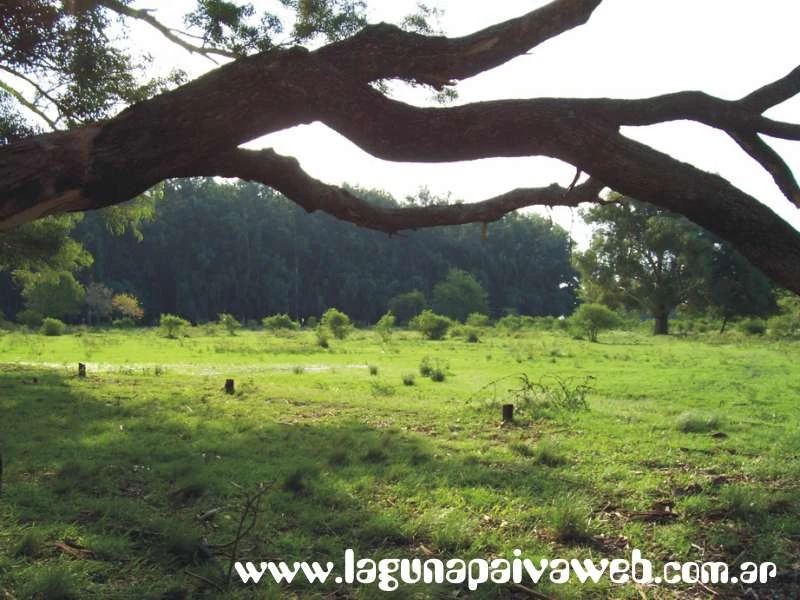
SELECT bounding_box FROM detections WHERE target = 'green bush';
[218,312,241,335]
[321,308,352,339]
[410,309,451,340]
[465,312,490,328]
[496,314,523,332]
[41,317,66,336]
[569,303,621,342]
[112,316,136,328]
[262,313,299,331]
[17,308,43,328]
[315,326,329,348]
[740,318,766,336]
[387,289,426,325]
[159,313,190,338]
[375,311,396,343]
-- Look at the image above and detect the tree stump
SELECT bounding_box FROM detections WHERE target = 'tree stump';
[78,363,86,378]
[502,403,514,423]
[224,379,235,394]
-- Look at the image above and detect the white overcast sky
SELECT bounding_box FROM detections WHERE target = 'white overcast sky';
[129,0,800,242]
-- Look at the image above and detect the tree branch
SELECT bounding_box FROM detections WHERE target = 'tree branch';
[740,65,800,113]
[0,0,798,293]
[316,0,603,87]
[183,147,605,233]
[0,80,57,130]
[97,0,239,62]
[728,129,800,207]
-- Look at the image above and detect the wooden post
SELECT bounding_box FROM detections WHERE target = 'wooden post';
[78,363,86,378]
[224,379,235,394]
[502,403,514,423]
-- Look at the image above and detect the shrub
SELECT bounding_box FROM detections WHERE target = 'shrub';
[305,315,318,329]
[675,411,720,433]
[432,268,489,322]
[262,313,298,331]
[410,309,451,340]
[321,308,352,339]
[569,303,621,342]
[159,313,190,338]
[387,289,426,325]
[496,315,523,331]
[368,365,379,376]
[111,293,144,321]
[112,316,136,328]
[217,312,241,335]
[17,308,43,328]
[419,356,433,377]
[740,318,766,335]
[375,311,396,344]
[401,373,416,386]
[315,326,329,348]
[550,496,593,544]
[465,312,490,328]
[419,356,448,381]
[41,317,66,336]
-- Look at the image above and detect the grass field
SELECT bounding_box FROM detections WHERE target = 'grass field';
[1,325,799,599]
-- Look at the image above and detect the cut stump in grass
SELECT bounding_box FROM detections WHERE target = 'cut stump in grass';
[502,403,514,423]
[225,379,235,394]
[78,363,86,378]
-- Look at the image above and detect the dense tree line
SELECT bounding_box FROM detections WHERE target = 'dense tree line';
[61,179,578,324]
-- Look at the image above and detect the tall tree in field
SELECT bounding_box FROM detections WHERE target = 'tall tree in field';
[0,1,799,295]
[576,197,710,335]
[576,196,777,334]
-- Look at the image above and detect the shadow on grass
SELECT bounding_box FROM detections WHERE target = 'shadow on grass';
[0,365,797,599]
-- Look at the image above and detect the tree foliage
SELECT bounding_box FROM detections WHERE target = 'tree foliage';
[410,309,451,340]
[39,179,575,325]
[577,196,778,335]
[569,303,621,342]
[431,268,489,323]
[17,269,85,321]
[111,293,144,321]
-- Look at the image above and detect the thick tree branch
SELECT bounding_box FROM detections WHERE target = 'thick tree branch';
[740,65,800,113]
[316,0,603,87]
[728,130,800,207]
[0,0,798,293]
[183,147,605,233]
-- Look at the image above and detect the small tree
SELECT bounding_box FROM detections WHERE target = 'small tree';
[321,308,352,340]
[262,313,299,331]
[387,290,426,326]
[375,311,396,344]
[218,313,240,335]
[160,313,190,338]
[17,270,85,321]
[85,282,113,325]
[410,309,451,340]
[111,293,144,322]
[41,317,66,336]
[466,312,490,328]
[569,303,621,342]
[432,269,489,323]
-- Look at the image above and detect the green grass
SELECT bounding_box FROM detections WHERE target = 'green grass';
[0,326,798,598]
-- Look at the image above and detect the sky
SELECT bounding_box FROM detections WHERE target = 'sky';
[127,0,799,244]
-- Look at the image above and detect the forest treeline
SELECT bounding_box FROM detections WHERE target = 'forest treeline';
[59,179,578,324]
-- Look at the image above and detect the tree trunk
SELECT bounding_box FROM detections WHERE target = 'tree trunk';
[653,311,669,336]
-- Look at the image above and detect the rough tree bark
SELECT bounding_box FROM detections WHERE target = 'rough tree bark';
[1,0,799,291]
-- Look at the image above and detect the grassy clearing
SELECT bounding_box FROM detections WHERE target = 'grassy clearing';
[0,326,799,598]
